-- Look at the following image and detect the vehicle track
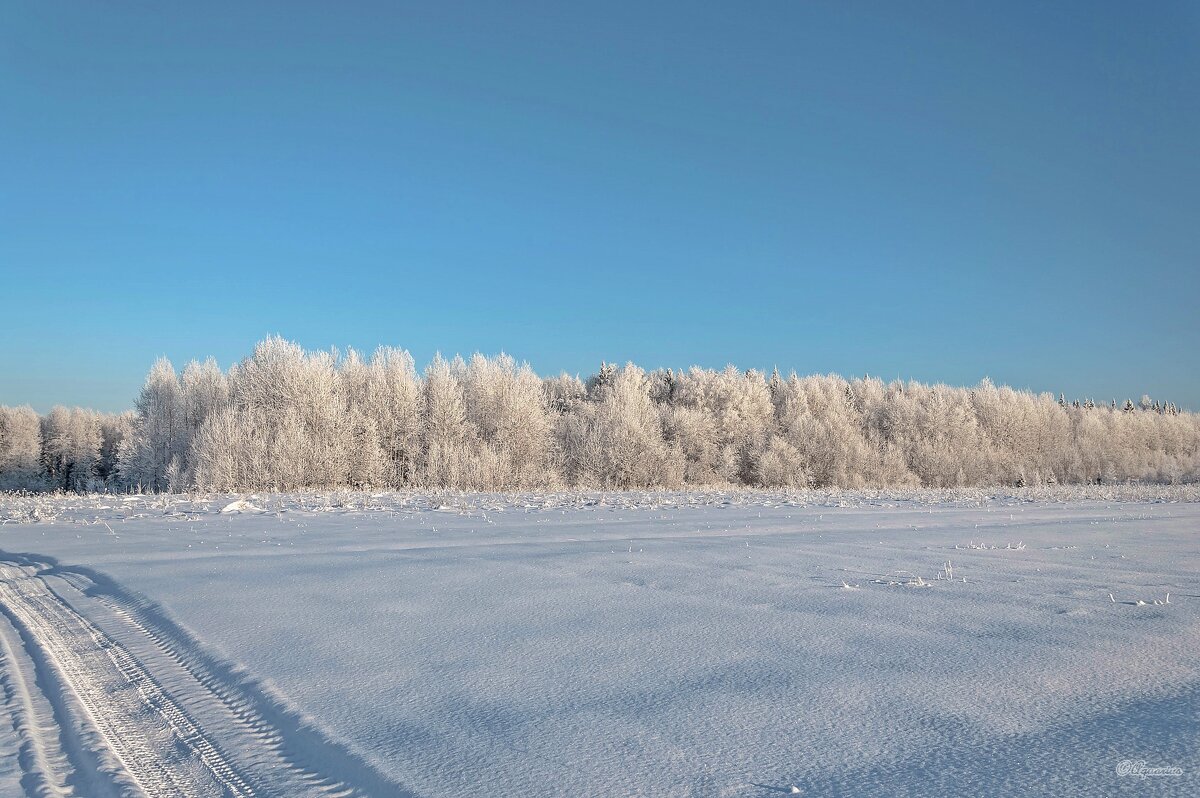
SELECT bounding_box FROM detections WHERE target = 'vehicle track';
[0,608,73,797]
[0,556,407,798]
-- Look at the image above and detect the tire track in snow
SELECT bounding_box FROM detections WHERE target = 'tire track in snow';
[0,610,73,797]
[0,554,411,797]
[0,563,221,797]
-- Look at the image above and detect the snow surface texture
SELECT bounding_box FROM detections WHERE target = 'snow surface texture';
[0,489,1197,796]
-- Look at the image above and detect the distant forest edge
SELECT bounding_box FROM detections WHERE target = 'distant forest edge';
[1,337,1197,493]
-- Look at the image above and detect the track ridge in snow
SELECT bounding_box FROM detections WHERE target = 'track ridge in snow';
[0,551,411,798]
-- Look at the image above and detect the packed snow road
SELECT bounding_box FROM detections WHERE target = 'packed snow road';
[0,553,403,797]
[0,488,1197,796]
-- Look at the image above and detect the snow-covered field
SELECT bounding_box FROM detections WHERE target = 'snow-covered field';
[0,489,1196,796]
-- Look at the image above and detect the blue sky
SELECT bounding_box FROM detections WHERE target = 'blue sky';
[2,1,1197,413]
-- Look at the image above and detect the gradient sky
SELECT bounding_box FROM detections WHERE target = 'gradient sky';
[2,1,1197,413]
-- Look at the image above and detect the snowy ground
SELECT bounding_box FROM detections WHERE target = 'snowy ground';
[0,489,1196,797]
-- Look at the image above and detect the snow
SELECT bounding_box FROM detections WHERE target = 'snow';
[219,499,265,514]
[0,489,1197,796]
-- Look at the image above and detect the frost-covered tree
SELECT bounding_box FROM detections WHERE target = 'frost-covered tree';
[0,405,44,490]
[673,366,774,483]
[187,338,349,490]
[647,368,677,405]
[245,338,345,488]
[560,364,681,488]
[661,403,719,484]
[543,373,586,415]
[585,362,618,396]
[771,375,871,488]
[190,406,264,492]
[41,407,102,492]
[12,337,1198,493]
[179,358,229,477]
[98,411,134,488]
[461,354,552,489]
[365,347,422,486]
[755,435,809,488]
[119,358,184,491]
[420,354,474,488]
[337,349,389,488]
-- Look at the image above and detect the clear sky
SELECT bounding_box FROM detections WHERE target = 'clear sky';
[2,1,1197,413]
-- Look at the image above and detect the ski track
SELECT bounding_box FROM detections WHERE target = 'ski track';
[0,556,402,798]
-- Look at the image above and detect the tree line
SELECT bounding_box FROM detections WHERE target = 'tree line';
[1,336,1197,492]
